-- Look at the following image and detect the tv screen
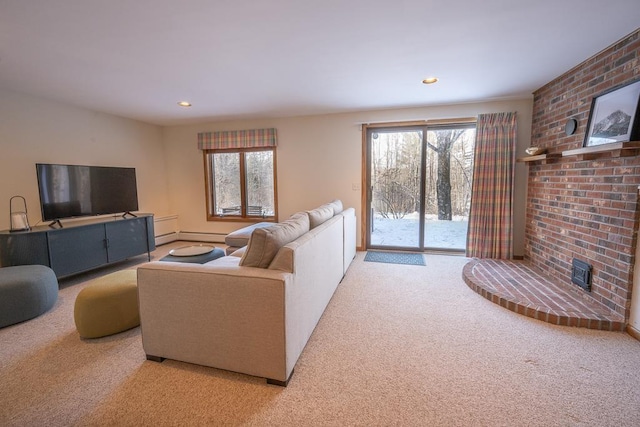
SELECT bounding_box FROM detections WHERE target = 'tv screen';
[36,163,139,221]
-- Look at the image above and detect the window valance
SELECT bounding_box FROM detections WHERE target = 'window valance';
[197,128,277,150]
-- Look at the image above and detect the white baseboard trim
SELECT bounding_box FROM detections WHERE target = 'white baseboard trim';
[628,324,640,342]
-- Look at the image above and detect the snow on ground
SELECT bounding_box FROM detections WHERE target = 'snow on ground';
[370,213,468,250]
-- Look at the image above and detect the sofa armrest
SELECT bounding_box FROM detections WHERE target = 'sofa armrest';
[137,260,293,382]
[339,207,356,274]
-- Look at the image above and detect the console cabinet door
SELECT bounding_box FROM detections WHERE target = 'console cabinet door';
[105,218,149,263]
[0,232,50,268]
[48,224,108,277]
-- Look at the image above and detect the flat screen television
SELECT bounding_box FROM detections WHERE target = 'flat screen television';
[36,163,139,224]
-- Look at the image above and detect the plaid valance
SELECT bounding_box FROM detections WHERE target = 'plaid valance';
[197,128,277,150]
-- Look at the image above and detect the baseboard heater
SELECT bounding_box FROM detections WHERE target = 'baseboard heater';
[154,215,179,246]
[154,232,227,247]
[155,232,179,246]
[178,231,226,244]
[153,215,227,245]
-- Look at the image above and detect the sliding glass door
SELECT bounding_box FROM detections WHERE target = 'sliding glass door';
[368,128,423,249]
[366,123,475,252]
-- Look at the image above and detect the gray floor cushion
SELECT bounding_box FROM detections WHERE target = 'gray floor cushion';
[0,265,58,328]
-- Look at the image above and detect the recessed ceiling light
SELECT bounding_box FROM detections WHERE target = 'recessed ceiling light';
[422,77,438,84]
[177,101,192,107]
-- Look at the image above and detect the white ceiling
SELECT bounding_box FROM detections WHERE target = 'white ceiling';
[1,1,639,126]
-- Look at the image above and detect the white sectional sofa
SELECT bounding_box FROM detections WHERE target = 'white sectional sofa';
[137,201,356,386]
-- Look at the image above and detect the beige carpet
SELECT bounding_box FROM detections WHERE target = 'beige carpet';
[1,242,640,426]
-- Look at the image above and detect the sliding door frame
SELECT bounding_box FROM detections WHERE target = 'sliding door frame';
[361,117,477,252]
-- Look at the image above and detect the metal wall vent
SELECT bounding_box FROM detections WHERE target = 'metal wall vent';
[571,258,592,291]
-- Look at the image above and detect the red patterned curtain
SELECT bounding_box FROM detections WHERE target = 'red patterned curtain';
[466,112,517,259]
[197,128,277,150]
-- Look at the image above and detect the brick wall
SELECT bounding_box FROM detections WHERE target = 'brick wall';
[526,29,640,319]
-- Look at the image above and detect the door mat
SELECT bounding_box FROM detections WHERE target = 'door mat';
[364,251,426,266]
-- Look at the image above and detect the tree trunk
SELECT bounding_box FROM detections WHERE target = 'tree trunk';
[436,144,452,220]
[427,129,464,221]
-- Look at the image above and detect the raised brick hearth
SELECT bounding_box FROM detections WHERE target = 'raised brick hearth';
[463,259,625,331]
[524,29,640,322]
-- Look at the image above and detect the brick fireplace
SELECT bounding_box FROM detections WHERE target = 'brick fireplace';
[525,29,640,321]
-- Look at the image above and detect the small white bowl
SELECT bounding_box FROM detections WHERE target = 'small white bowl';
[525,147,545,156]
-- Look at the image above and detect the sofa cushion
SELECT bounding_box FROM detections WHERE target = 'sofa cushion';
[327,199,343,215]
[240,212,310,268]
[225,222,273,247]
[229,246,246,257]
[225,222,274,255]
[307,204,334,229]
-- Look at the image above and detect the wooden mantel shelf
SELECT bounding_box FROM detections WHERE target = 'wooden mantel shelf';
[562,141,640,160]
[517,153,560,164]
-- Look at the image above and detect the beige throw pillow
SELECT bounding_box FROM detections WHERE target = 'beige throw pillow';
[239,212,310,268]
[307,204,334,229]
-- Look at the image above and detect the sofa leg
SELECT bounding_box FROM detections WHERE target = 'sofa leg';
[266,369,293,387]
[146,354,165,363]
[266,378,289,387]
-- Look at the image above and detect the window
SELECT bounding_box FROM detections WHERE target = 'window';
[204,147,277,221]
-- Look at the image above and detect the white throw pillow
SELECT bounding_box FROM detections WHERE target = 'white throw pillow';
[327,199,343,214]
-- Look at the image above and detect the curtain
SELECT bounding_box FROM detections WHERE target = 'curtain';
[197,128,277,150]
[466,112,517,259]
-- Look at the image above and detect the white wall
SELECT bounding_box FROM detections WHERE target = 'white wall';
[162,97,533,254]
[0,88,170,231]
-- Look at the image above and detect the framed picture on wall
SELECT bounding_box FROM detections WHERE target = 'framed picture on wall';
[583,79,640,147]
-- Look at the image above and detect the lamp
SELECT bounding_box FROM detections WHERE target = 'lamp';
[9,196,31,232]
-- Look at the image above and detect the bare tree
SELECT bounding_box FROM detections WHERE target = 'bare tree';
[371,128,474,221]
[426,129,465,220]
[371,132,420,219]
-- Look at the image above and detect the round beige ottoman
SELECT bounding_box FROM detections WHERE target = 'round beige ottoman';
[74,269,139,339]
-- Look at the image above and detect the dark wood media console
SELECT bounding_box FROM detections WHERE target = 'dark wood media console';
[0,214,155,278]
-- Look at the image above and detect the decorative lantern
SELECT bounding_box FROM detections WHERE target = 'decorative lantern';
[9,196,31,232]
